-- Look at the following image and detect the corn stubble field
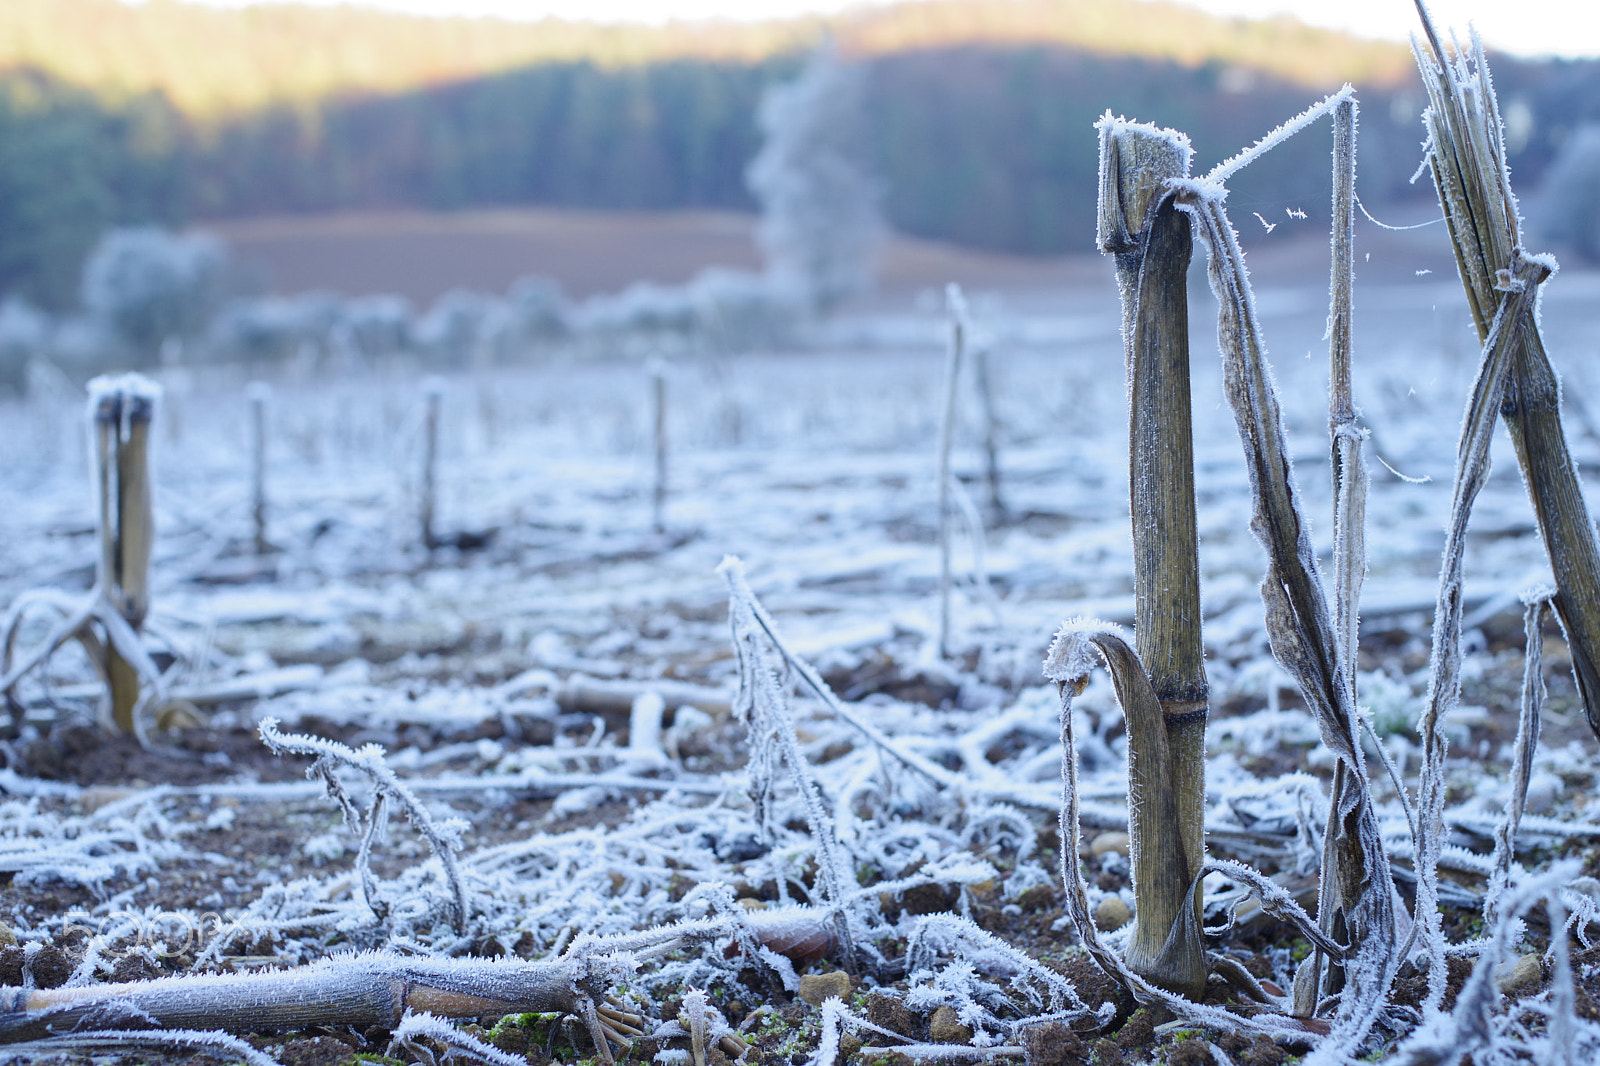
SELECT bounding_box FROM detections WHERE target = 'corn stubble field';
[6,26,1600,1066]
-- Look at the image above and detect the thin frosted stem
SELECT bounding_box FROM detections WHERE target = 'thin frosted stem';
[937,284,968,659]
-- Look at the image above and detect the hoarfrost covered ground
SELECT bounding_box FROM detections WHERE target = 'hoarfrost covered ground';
[2,224,1600,1063]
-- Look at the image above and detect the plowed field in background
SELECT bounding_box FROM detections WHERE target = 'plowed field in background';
[201,207,1122,304]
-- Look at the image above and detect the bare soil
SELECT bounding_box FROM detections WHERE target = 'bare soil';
[199,207,1110,305]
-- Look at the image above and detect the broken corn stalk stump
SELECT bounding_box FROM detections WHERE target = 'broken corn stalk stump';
[937,284,968,660]
[90,375,158,733]
[248,382,270,556]
[1095,116,1208,1000]
[0,952,644,1051]
[1413,3,1600,743]
[1302,94,1370,1015]
[420,378,443,550]
[1175,148,1399,1050]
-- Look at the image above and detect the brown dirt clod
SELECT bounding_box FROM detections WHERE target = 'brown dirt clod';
[1020,1019,1087,1066]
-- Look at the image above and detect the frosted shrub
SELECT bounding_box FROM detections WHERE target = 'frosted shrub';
[209,296,315,365]
[578,282,699,356]
[80,227,230,367]
[340,293,415,361]
[505,275,573,349]
[686,267,800,352]
[747,45,884,314]
[415,289,506,368]
[0,297,49,394]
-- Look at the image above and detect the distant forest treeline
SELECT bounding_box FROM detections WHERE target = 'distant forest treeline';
[4,0,1600,309]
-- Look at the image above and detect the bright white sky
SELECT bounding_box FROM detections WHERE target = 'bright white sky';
[177,1,1600,59]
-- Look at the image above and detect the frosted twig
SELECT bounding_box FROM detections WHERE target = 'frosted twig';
[392,1011,528,1066]
[1390,862,1580,1066]
[259,718,470,932]
[0,952,599,1043]
[717,556,960,789]
[721,559,858,964]
[0,1029,283,1066]
[1205,86,1357,188]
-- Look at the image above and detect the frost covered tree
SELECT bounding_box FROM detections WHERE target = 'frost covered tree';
[0,297,49,394]
[1534,123,1600,262]
[81,226,229,366]
[747,45,884,314]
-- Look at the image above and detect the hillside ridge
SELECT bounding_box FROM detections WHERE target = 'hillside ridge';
[3,0,1413,116]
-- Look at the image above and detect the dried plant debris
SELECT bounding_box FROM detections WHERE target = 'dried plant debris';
[0,8,1599,1066]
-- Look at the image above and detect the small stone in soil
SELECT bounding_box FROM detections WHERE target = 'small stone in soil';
[1095,896,1131,931]
[929,1005,973,1044]
[798,970,852,1006]
[1090,831,1130,857]
[1495,952,1543,995]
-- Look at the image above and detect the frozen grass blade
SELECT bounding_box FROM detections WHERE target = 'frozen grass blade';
[0,1029,284,1066]
[1412,2,1600,743]
[391,1012,530,1066]
[1095,116,1209,1000]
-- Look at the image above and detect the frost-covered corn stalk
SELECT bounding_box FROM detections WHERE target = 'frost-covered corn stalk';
[651,360,668,534]
[1416,7,1600,735]
[92,375,158,732]
[248,382,270,556]
[937,285,968,661]
[1046,621,1338,1046]
[420,378,442,550]
[0,950,645,1055]
[972,343,1006,523]
[1080,82,1402,1054]
[1,375,169,735]
[1094,118,1209,999]
[1172,89,1399,1054]
[719,556,859,966]
[1300,93,1376,1018]
[1408,0,1600,1013]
